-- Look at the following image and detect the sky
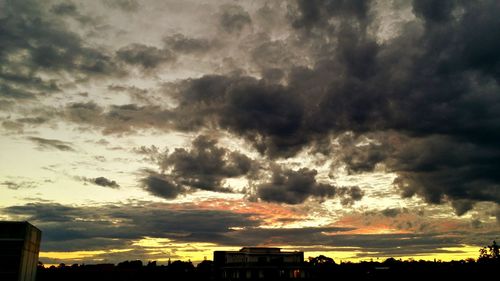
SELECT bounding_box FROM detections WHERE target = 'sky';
[1,0,499,265]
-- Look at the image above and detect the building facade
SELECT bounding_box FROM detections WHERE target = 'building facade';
[214,247,308,280]
[0,221,42,281]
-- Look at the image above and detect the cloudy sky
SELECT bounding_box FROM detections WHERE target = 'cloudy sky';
[1,0,499,265]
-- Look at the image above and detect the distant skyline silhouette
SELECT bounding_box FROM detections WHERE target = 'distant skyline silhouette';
[1,0,499,266]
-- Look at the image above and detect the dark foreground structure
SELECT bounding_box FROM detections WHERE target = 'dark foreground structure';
[214,247,308,279]
[33,243,500,281]
[36,258,500,281]
[0,221,42,281]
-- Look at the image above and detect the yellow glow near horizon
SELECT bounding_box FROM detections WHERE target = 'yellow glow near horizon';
[131,237,241,262]
[40,249,133,260]
[38,242,481,265]
[305,244,480,263]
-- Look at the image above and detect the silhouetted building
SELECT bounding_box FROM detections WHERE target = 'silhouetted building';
[214,247,308,280]
[0,221,42,281]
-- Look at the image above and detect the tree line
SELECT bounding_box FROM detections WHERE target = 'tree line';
[36,241,499,281]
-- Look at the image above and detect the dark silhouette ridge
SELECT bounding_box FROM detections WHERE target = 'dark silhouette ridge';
[35,258,500,281]
[35,243,500,281]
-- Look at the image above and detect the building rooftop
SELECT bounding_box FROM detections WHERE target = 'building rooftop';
[0,221,42,239]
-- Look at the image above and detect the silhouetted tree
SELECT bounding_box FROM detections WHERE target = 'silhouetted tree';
[196,259,214,279]
[197,259,213,271]
[169,260,195,274]
[309,255,335,266]
[383,257,398,265]
[117,260,143,268]
[478,240,500,262]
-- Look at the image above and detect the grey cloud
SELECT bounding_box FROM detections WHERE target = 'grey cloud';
[63,102,173,134]
[337,186,364,206]
[250,40,304,73]
[218,4,252,34]
[170,75,306,158]
[140,171,186,199]
[1,202,259,251]
[451,199,475,216]
[49,2,93,25]
[163,135,256,191]
[4,0,500,218]
[2,120,23,132]
[17,116,49,125]
[290,0,372,29]
[2,116,50,132]
[64,102,104,124]
[412,0,456,23]
[162,33,212,54]
[141,135,257,199]
[3,202,496,261]
[156,0,500,215]
[88,176,120,188]
[0,84,36,100]
[0,180,37,190]
[256,167,336,204]
[332,133,394,174]
[104,0,140,13]
[389,136,500,212]
[0,0,121,103]
[117,44,175,69]
[0,100,14,111]
[27,136,75,151]
[256,167,362,205]
[4,203,81,223]
[381,208,403,218]
[50,2,78,16]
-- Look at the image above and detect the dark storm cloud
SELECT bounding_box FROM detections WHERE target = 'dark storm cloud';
[256,167,347,205]
[169,75,307,158]
[3,202,495,257]
[3,0,499,217]
[117,44,175,69]
[218,4,252,34]
[451,200,475,216]
[0,0,120,103]
[153,0,500,215]
[389,136,500,210]
[412,0,456,23]
[140,171,186,199]
[140,135,257,199]
[290,0,371,28]
[27,136,75,151]
[85,176,120,188]
[4,203,81,223]
[1,202,259,251]
[163,135,256,190]
[329,132,394,174]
